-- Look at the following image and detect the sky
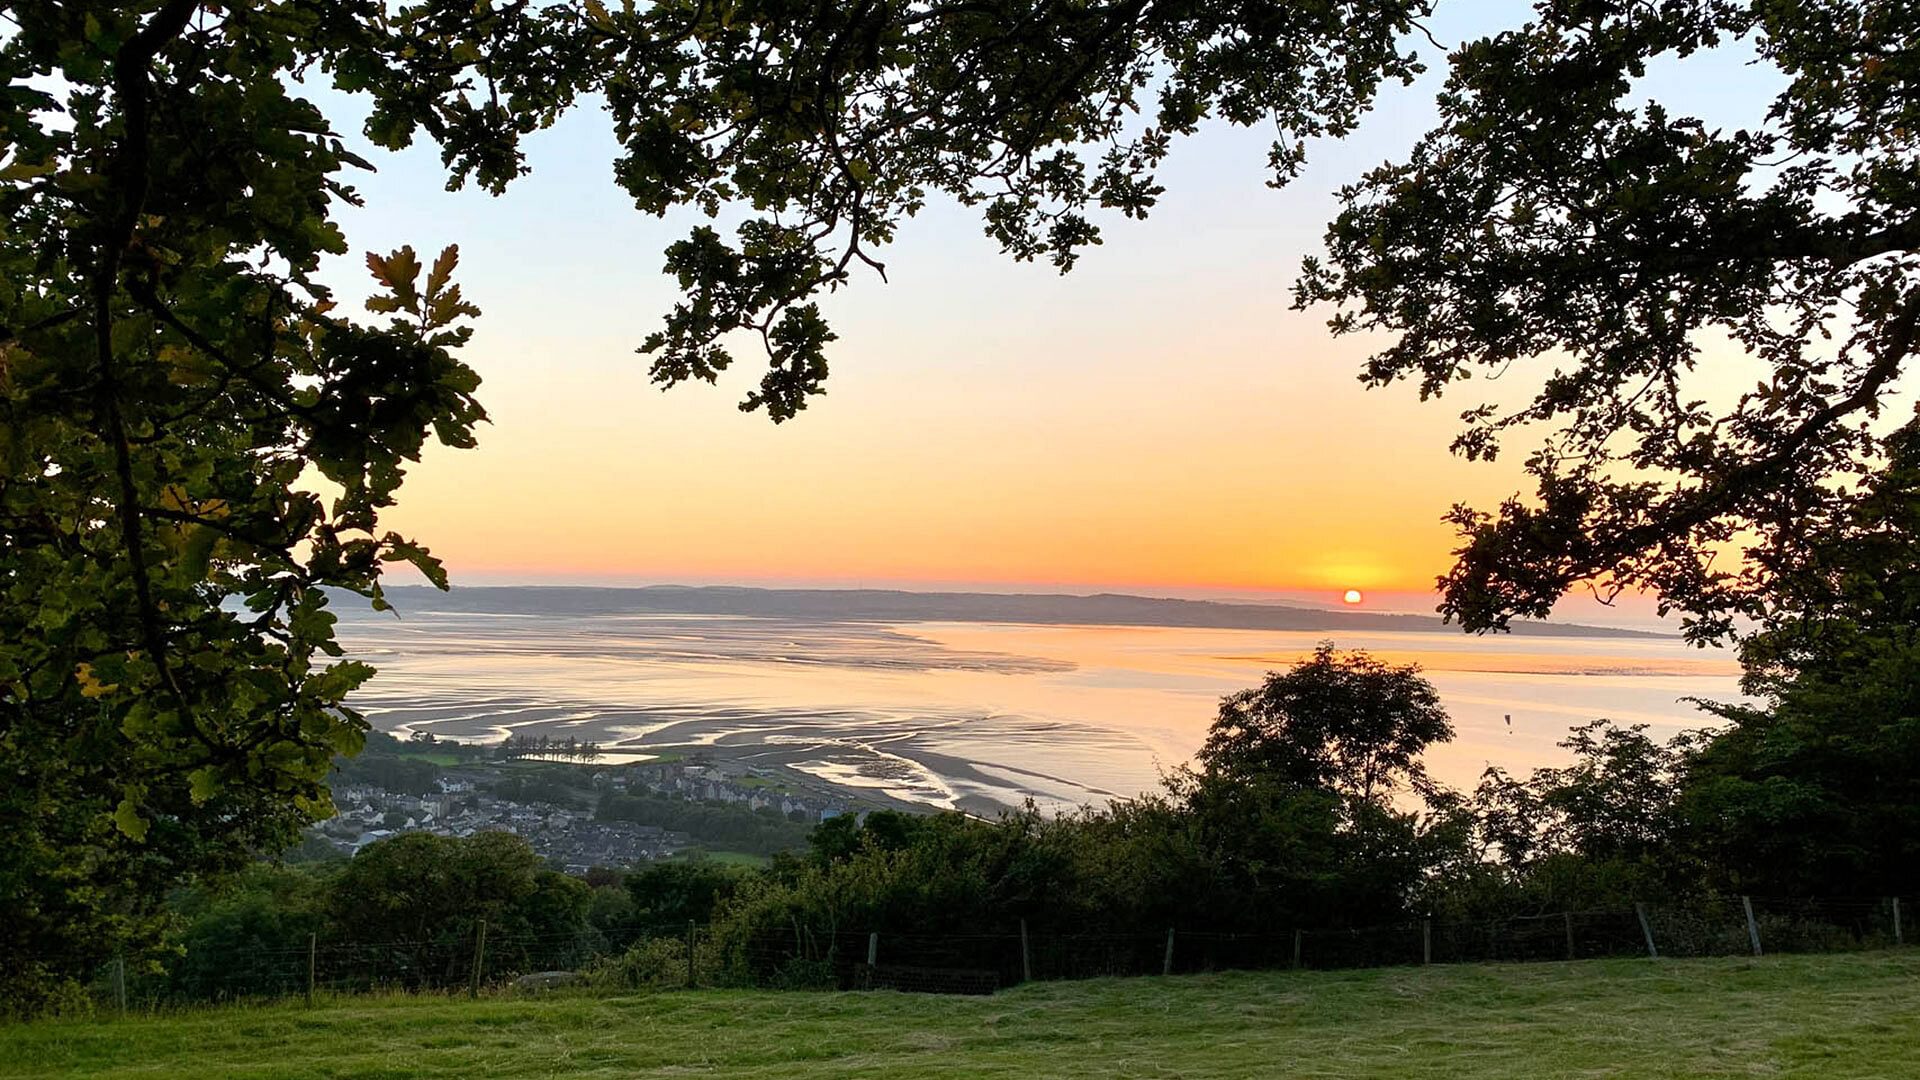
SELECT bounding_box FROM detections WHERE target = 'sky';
[307,3,1786,622]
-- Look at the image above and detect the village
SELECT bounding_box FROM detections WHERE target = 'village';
[310,750,863,873]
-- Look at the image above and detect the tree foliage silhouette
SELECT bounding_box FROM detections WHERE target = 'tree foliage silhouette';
[1297,2,1920,640]
[1199,642,1452,804]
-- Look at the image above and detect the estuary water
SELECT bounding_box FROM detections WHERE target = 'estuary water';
[332,601,1741,814]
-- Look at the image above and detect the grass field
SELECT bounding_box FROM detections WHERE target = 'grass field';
[6,951,1919,1079]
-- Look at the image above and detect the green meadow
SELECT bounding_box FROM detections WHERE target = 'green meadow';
[7,951,1918,1079]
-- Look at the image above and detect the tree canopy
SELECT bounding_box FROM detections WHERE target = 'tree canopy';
[1199,641,1452,803]
[1679,426,1920,897]
[1297,2,1920,640]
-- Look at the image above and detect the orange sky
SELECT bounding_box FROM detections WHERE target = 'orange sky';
[313,10,1784,610]
[378,314,1520,595]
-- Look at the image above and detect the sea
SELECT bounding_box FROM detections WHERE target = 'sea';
[330,588,1742,814]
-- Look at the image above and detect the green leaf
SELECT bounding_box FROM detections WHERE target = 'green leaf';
[384,535,449,589]
[75,662,118,698]
[366,246,422,313]
[0,159,55,182]
[425,244,459,302]
[188,768,221,805]
[179,524,218,583]
[113,796,150,842]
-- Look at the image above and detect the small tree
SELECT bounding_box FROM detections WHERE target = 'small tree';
[1176,644,1459,927]
[1199,642,1453,804]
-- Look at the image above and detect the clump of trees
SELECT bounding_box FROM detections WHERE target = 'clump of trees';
[1675,427,1920,901]
[496,734,606,764]
[335,751,442,799]
[137,835,746,1005]
[487,768,595,811]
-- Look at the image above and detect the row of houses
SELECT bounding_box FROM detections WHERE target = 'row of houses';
[313,784,688,869]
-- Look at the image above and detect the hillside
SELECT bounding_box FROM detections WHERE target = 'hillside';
[7,951,1916,1079]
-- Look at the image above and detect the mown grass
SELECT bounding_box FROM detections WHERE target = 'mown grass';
[6,951,1919,1079]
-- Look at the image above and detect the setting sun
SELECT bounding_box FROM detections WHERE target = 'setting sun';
[1343,589,1364,605]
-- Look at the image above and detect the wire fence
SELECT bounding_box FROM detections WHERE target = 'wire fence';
[64,894,1916,1011]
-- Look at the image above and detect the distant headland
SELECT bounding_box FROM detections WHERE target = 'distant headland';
[368,584,1665,639]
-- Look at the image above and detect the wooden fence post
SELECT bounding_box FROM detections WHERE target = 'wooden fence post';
[1563,911,1576,961]
[1020,919,1033,983]
[468,919,487,1000]
[112,956,127,1014]
[1635,903,1659,959]
[1895,898,1905,946]
[867,931,878,968]
[1291,929,1303,970]
[1421,919,1432,965]
[1742,896,1763,956]
[686,922,698,988]
[306,932,317,1007]
[1163,929,1175,977]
